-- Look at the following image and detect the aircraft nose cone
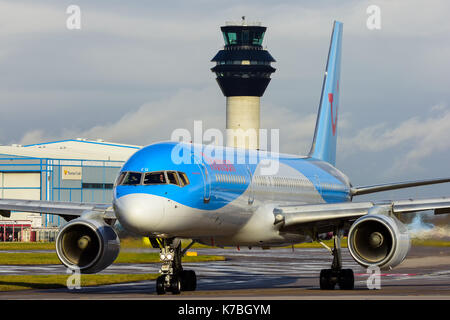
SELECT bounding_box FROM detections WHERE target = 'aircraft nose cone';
[114,193,165,235]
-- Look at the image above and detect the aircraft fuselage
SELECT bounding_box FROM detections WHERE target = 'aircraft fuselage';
[113,142,351,246]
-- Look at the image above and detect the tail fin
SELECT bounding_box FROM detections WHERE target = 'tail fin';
[308,21,343,166]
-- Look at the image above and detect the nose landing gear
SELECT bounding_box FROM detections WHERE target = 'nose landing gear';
[152,238,197,295]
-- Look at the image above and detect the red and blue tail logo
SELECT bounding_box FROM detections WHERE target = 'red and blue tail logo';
[309,21,343,166]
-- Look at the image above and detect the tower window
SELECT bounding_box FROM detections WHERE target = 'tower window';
[252,31,265,45]
[222,32,229,45]
[227,32,237,44]
[242,30,249,43]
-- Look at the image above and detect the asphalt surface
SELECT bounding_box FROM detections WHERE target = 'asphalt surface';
[0,246,449,299]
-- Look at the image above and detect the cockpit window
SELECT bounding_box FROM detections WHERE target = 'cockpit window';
[118,171,189,187]
[178,172,189,186]
[115,172,127,187]
[122,172,142,185]
[144,172,166,184]
[166,171,180,186]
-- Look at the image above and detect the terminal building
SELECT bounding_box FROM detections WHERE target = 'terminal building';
[0,139,140,241]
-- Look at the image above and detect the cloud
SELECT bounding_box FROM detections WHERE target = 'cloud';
[261,103,316,155]
[340,104,450,174]
[0,1,64,36]
[17,85,317,154]
[19,86,225,146]
[19,129,49,145]
[15,87,450,184]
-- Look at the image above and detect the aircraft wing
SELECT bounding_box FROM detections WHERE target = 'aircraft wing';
[0,198,115,222]
[350,178,450,196]
[274,197,450,232]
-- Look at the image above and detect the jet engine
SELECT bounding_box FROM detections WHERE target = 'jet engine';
[56,218,120,274]
[347,214,410,270]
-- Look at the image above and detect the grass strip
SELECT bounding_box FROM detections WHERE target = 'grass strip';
[411,239,450,247]
[0,242,56,251]
[0,251,225,265]
[0,273,159,292]
[1,237,448,252]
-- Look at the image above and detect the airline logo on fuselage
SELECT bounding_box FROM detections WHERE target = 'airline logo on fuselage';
[201,153,236,172]
[210,161,236,172]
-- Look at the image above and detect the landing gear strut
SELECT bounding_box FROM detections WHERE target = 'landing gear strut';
[153,238,197,295]
[319,229,354,290]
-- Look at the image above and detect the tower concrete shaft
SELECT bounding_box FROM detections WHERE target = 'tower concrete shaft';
[226,96,260,149]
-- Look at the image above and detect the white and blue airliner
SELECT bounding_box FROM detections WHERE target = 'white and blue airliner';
[1,21,450,294]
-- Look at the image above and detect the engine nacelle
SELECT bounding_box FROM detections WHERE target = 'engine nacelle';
[56,218,120,274]
[347,214,410,270]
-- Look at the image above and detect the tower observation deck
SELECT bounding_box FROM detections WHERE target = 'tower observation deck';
[211,18,276,149]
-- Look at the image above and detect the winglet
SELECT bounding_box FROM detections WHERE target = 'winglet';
[308,21,343,166]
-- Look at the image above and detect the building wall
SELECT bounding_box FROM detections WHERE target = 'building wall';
[0,156,124,228]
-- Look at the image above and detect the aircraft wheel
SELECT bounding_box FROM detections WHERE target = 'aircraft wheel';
[181,270,197,291]
[170,275,181,294]
[338,269,354,290]
[320,269,336,290]
[156,275,166,295]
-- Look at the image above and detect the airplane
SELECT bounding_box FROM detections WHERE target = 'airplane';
[1,20,450,294]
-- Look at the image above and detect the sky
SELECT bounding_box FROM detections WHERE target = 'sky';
[0,0,450,209]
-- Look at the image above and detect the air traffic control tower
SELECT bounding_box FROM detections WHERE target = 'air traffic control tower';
[211,18,276,149]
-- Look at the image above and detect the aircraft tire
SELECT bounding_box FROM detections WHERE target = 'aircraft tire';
[156,275,166,295]
[170,275,181,294]
[338,269,354,290]
[320,269,336,290]
[180,270,197,291]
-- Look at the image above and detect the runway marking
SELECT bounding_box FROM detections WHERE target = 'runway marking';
[355,273,418,277]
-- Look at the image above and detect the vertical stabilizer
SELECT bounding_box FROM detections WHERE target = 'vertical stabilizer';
[308,21,343,166]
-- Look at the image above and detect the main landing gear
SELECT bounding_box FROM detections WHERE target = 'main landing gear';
[319,229,354,290]
[151,238,197,295]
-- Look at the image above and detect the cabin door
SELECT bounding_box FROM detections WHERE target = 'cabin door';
[192,155,211,203]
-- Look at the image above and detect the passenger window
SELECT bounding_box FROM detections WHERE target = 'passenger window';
[166,171,180,186]
[144,172,166,184]
[121,172,142,185]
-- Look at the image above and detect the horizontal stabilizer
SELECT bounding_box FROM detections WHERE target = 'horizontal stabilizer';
[351,178,450,196]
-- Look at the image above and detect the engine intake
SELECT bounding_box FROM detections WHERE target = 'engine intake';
[348,214,410,270]
[56,218,120,274]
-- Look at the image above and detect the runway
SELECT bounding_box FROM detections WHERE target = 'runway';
[0,246,449,299]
